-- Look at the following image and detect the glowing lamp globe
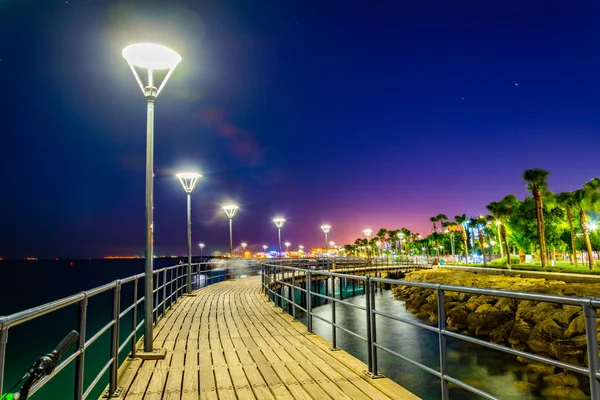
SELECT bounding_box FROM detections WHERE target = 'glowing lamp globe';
[321,225,331,234]
[273,217,286,229]
[223,204,239,219]
[176,172,201,193]
[123,43,182,97]
[122,43,181,70]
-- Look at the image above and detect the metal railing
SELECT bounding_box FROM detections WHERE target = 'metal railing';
[0,261,229,399]
[260,260,600,400]
[268,256,429,271]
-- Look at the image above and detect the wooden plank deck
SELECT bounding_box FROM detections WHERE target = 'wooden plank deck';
[108,276,419,400]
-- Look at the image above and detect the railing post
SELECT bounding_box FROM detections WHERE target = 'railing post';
[162,269,167,317]
[330,276,338,350]
[109,280,122,396]
[584,303,600,399]
[291,270,297,321]
[131,277,138,358]
[437,287,449,399]
[0,324,8,397]
[74,296,88,400]
[365,276,373,374]
[306,270,313,334]
[369,278,380,376]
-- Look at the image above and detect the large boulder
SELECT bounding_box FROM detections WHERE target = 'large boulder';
[527,318,564,354]
[467,310,513,336]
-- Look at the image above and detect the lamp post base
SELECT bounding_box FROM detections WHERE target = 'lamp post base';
[136,348,167,360]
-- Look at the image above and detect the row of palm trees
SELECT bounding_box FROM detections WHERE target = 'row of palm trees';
[342,169,600,270]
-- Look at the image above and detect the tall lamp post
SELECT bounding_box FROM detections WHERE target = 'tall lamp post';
[321,225,331,257]
[398,232,405,256]
[364,229,372,261]
[176,172,202,294]
[263,245,268,256]
[299,245,304,255]
[241,242,247,257]
[284,242,291,256]
[222,204,239,257]
[123,42,181,354]
[199,243,205,259]
[273,217,286,255]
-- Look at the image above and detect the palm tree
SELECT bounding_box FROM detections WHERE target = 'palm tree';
[400,227,412,254]
[470,216,488,267]
[523,169,550,268]
[486,195,519,267]
[376,229,387,256]
[572,178,600,269]
[442,221,457,256]
[510,230,530,264]
[556,191,578,267]
[454,214,469,264]
[387,229,400,254]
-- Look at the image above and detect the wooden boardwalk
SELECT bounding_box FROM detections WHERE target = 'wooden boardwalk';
[108,276,419,400]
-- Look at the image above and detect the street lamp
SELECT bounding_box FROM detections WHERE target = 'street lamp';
[364,229,372,260]
[123,42,182,354]
[299,245,304,254]
[273,217,286,255]
[321,225,331,257]
[398,232,405,255]
[176,172,202,295]
[284,241,291,256]
[198,243,205,258]
[222,204,239,257]
[262,245,268,256]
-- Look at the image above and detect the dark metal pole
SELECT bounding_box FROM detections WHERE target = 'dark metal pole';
[109,281,122,395]
[370,279,380,375]
[330,277,337,350]
[437,287,449,399]
[584,303,600,398]
[325,233,328,257]
[0,327,7,396]
[365,276,373,373]
[162,269,167,316]
[131,277,138,358]
[306,271,313,333]
[186,192,192,294]
[291,270,297,320]
[144,91,156,352]
[74,297,88,400]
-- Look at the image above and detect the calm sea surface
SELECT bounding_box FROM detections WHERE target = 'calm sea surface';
[0,258,184,400]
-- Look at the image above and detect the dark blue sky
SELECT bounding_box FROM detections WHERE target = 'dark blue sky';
[1,0,598,258]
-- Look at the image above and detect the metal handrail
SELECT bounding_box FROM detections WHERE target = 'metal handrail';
[260,260,600,400]
[0,261,226,399]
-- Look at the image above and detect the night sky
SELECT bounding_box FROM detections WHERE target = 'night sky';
[1,0,598,258]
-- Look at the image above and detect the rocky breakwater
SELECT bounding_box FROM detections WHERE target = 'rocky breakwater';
[392,269,599,399]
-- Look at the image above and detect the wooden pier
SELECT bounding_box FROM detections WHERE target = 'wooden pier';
[106,276,419,400]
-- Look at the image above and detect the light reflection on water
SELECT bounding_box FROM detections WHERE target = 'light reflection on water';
[293,288,540,400]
